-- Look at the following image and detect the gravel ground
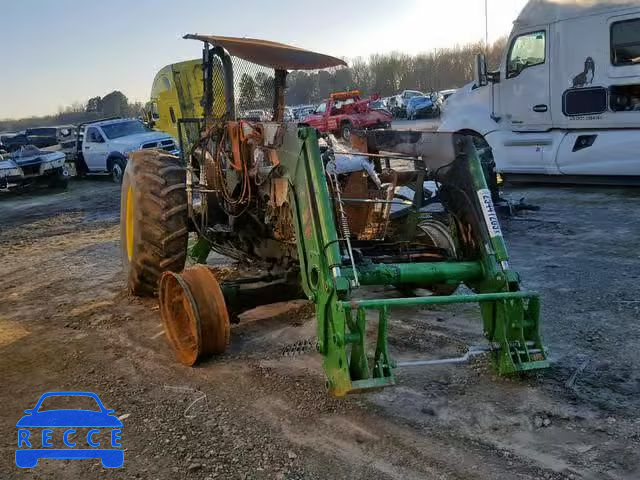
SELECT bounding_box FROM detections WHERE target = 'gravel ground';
[0,176,638,479]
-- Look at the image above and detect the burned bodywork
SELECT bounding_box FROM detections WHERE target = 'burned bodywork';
[121,35,549,397]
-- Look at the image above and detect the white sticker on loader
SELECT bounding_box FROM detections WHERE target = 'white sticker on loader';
[477,189,502,238]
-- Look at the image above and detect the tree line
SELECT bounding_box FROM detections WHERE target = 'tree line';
[2,37,507,130]
[284,38,506,106]
[0,91,145,132]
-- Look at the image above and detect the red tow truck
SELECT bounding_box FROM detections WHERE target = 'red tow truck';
[301,90,392,140]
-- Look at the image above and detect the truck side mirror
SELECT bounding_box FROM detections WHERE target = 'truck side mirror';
[474,54,488,87]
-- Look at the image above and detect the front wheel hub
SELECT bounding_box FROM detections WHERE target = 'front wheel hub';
[158,265,230,365]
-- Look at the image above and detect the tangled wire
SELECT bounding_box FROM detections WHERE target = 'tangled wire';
[192,123,252,218]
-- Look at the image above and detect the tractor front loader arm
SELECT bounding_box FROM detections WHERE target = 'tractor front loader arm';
[277,127,355,396]
[274,127,548,396]
[361,130,549,374]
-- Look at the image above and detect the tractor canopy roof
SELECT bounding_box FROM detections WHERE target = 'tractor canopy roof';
[183,34,347,71]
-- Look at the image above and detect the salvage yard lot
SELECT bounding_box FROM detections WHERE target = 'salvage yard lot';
[0,179,639,479]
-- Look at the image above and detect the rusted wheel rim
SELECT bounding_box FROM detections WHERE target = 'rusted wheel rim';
[159,265,230,365]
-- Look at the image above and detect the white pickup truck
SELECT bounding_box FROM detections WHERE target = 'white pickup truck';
[76,118,180,183]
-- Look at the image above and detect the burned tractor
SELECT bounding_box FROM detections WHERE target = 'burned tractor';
[121,35,548,396]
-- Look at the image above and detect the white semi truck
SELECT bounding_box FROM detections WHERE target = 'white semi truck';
[440,0,640,183]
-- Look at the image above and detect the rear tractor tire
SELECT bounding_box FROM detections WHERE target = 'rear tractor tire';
[120,149,188,297]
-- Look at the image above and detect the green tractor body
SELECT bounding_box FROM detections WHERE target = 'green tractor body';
[121,35,549,396]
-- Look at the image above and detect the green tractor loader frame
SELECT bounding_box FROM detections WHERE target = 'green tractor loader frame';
[121,34,549,397]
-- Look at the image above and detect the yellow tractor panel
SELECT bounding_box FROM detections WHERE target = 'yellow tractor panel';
[151,59,226,139]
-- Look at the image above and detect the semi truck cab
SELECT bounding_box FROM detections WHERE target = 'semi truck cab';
[440,0,640,182]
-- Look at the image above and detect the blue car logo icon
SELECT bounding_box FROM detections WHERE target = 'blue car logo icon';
[15,391,123,468]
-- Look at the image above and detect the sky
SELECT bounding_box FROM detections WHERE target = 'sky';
[0,0,527,119]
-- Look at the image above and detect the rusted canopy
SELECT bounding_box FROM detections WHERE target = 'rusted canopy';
[183,34,347,70]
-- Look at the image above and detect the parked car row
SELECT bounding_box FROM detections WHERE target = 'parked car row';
[240,109,272,122]
[237,105,321,122]
[292,105,316,120]
[1,84,450,192]
[1,117,179,191]
[237,107,299,122]
[234,87,454,129]
[239,93,394,140]
[380,88,457,118]
[0,125,76,153]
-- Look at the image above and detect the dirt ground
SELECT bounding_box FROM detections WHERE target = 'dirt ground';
[1,177,639,480]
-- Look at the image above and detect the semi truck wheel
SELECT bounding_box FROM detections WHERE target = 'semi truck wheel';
[120,149,188,296]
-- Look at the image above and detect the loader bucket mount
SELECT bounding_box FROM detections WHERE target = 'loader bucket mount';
[279,128,549,396]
